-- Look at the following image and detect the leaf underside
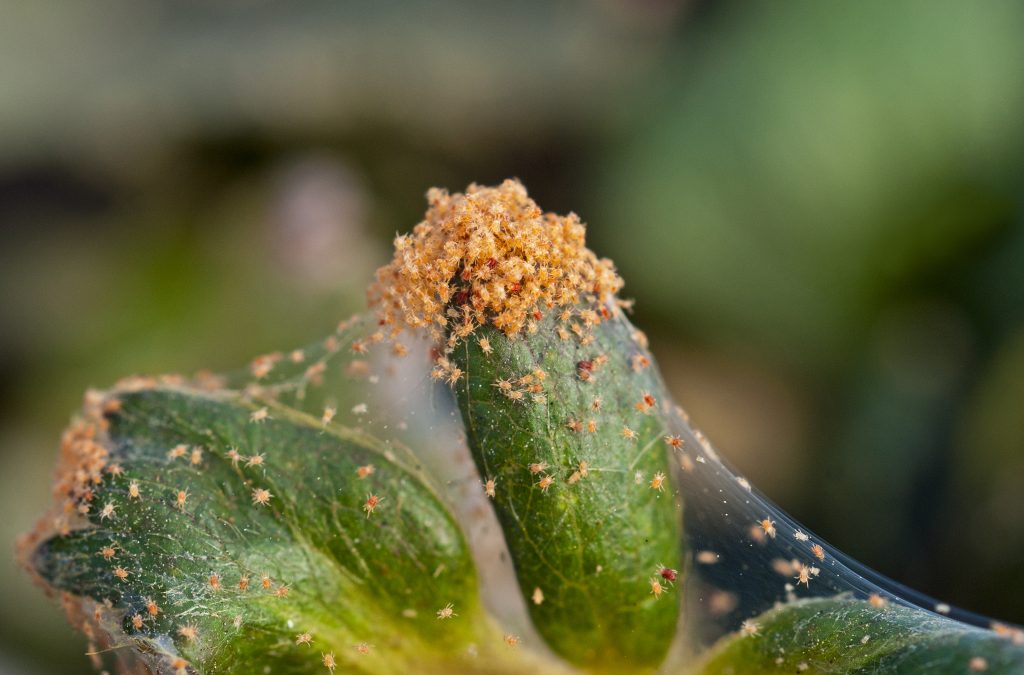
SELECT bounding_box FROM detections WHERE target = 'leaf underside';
[32,385,494,674]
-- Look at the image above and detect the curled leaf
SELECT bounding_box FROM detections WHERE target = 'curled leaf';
[24,383,523,674]
[452,312,683,671]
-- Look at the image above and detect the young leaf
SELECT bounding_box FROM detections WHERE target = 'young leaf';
[450,312,682,671]
[24,383,534,674]
[697,597,1024,674]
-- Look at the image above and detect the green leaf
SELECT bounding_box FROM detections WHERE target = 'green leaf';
[450,310,683,671]
[697,597,1024,674]
[28,384,536,674]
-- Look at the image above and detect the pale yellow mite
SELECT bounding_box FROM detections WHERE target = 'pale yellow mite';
[251,488,273,506]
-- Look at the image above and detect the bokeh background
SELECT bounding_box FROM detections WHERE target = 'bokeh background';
[3,1,1023,671]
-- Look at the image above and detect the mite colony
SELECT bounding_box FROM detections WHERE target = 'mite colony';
[369,178,623,348]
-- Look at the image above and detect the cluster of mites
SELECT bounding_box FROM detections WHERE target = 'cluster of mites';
[368,179,625,345]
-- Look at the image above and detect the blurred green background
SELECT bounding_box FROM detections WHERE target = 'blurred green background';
[2,1,1023,671]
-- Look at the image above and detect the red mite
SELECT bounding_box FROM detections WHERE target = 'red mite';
[660,567,678,583]
[487,257,498,269]
[577,360,594,372]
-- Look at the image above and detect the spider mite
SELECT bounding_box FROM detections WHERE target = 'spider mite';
[969,657,989,672]
[99,502,116,521]
[794,562,811,588]
[868,593,888,608]
[436,603,456,619]
[356,464,375,479]
[631,354,651,372]
[636,393,656,414]
[251,488,273,506]
[528,461,549,475]
[664,435,684,449]
[250,407,270,423]
[363,493,382,517]
[576,360,594,381]
[649,577,664,598]
[649,472,666,491]
[483,477,497,499]
[759,518,777,539]
[576,460,590,478]
[810,544,825,561]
